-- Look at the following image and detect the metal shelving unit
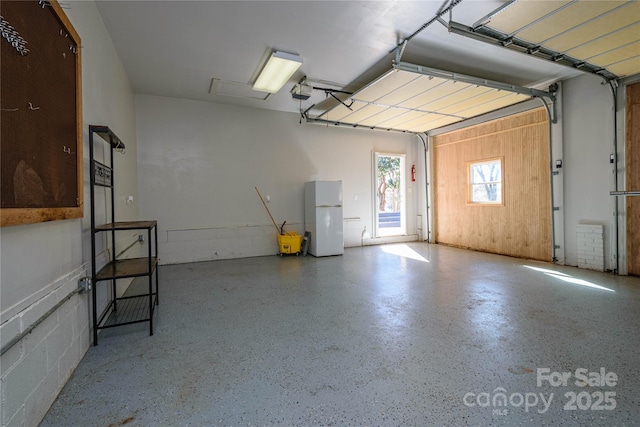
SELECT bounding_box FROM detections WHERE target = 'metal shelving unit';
[89,125,159,346]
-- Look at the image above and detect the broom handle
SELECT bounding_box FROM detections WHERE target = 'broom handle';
[255,187,281,234]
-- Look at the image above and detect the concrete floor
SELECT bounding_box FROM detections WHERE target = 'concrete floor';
[41,243,640,426]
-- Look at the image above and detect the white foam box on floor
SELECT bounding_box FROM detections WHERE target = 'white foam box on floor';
[576,224,604,271]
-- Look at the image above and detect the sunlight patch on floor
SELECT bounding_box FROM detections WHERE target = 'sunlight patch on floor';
[524,265,614,293]
[380,244,429,263]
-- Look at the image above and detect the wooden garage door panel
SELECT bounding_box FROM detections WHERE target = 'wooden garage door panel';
[433,108,551,261]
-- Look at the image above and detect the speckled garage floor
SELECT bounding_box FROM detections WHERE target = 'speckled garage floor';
[41,243,640,427]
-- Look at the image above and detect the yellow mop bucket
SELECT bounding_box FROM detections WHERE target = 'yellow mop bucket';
[255,187,303,256]
[277,232,303,255]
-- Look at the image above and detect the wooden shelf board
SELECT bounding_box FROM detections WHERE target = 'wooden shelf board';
[96,257,158,281]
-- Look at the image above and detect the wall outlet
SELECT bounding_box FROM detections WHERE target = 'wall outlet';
[78,277,91,294]
[138,234,144,242]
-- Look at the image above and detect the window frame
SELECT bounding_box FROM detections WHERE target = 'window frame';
[466,157,505,206]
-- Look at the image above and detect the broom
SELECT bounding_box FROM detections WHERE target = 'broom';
[255,187,281,235]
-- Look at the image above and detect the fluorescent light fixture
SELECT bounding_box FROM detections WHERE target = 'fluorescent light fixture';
[253,51,302,93]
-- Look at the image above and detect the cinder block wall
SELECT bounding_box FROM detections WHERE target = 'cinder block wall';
[1,266,90,426]
[577,224,605,271]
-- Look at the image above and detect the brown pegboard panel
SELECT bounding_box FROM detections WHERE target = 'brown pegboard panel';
[1,0,82,225]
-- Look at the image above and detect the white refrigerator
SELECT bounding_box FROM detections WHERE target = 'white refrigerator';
[305,181,344,257]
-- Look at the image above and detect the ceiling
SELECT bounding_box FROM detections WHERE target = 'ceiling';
[93,1,637,133]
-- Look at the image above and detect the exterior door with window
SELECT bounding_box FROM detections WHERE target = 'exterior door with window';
[374,152,406,237]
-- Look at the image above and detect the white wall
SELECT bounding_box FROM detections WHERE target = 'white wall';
[0,2,138,426]
[135,95,420,264]
[562,73,617,271]
[137,72,623,270]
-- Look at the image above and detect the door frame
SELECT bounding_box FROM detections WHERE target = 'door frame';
[372,151,406,238]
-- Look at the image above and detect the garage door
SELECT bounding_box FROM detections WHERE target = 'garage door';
[628,82,640,275]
